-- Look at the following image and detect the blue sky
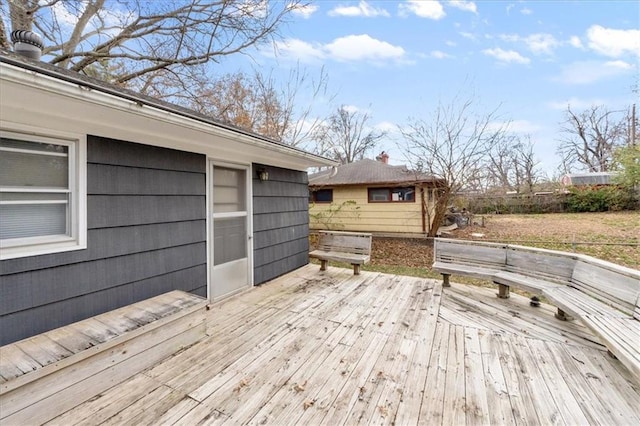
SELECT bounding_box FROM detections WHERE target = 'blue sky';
[228,0,639,175]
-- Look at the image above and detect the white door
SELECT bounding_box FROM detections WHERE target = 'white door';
[210,163,251,300]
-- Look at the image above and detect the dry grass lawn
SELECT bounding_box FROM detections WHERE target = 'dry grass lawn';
[366,211,639,273]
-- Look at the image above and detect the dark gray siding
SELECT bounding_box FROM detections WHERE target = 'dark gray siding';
[0,136,207,345]
[253,164,310,284]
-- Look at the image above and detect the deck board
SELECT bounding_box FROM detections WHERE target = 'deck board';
[43,265,640,425]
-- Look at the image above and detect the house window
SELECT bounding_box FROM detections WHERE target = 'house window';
[0,129,86,259]
[311,188,333,203]
[368,187,415,203]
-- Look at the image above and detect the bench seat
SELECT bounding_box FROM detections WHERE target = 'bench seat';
[493,271,564,295]
[309,250,370,265]
[582,315,640,380]
[310,231,372,275]
[543,286,630,319]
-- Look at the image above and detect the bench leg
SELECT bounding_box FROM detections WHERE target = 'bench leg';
[353,264,361,275]
[554,308,574,321]
[442,274,451,288]
[496,283,510,299]
[320,259,328,271]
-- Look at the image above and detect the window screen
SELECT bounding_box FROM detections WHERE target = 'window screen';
[0,136,71,241]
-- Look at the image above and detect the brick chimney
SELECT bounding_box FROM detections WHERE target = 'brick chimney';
[376,151,389,164]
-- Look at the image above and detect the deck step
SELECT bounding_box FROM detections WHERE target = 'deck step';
[0,290,208,425]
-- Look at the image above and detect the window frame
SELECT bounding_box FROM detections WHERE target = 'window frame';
[0,125,87,260]
[367,186,416,203]
[310,188,333,203]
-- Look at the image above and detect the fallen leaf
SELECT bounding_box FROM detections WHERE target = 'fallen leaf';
[233,378,249,393]
[292,381,307,392]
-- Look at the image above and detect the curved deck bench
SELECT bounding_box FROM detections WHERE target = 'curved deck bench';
[433,237,640,381]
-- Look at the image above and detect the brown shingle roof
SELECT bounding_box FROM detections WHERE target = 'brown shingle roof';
[309,159,442,186]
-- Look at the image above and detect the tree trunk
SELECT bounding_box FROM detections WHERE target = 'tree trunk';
[427,189,451,237]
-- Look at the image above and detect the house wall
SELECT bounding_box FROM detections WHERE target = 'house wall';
[253,164,310,284]
[310,185,437,234]
[0,136,207,345]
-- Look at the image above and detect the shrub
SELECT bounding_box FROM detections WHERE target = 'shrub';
[565,186,636,212]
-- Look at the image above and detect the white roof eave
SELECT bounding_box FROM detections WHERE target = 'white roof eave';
[0,61,337,170]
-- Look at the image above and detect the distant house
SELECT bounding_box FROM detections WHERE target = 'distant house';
[308,153,445,235]
[0,49,335,345]
[561,172,617,187]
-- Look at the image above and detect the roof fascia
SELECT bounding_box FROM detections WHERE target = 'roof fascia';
[0,59,338,169]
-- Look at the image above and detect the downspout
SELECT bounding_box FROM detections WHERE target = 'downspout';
[421,187,426,233]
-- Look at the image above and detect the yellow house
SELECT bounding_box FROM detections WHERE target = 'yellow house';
[309,154,445,235]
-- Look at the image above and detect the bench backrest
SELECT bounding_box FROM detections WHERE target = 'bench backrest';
[635,294,640,321]
[317,231,372,255]
[434,239,506,270]
[505,245,576,283]
[570,256,640,316]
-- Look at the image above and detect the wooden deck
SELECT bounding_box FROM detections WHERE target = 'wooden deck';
[47,265,640,425]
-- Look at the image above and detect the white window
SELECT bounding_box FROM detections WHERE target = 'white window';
[0,129,86,259]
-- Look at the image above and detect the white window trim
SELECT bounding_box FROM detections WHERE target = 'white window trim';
[0,123,87,260]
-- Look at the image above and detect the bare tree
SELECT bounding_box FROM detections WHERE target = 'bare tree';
[486,134,517,192]
[2,0,306,92]
[557,105,627,173]
[399,94,508,236]
[487,135,540,193]
[186,65,331,147]
[314,105,386,164]
[0,0,9,49]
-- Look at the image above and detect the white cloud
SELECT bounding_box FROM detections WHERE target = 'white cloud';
[459,31,477,41]
[375,121,399,133]
[507,120,541,134]
[51,2,82,27]
[520,8,533,15]
[482,48,530,64]
[556,60,635,85]
[548,97,608,110]
[289,3,318,19]
[325,34,406,62]
[569,36,584,49]
[236,0,268,19]
[431,50,452,59]
[506,4,514,15]
[342,104,361,113]
[446,40,457,47]
[271,38,326,63]
[267,34,406,64]
[586,25,640,57]
[524,33,558,55]
[329,1,390,17]
[499,33,559,55]
[49,1,136,41]
[448,1,477,14]
[399,0,446,20]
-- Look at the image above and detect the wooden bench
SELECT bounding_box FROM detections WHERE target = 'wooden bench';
[310,230,372,275]
[432,237,640,382]
[431,239,506,288]
[0,290,208,425]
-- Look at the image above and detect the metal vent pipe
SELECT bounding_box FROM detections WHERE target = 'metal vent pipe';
[11,30,43,60]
